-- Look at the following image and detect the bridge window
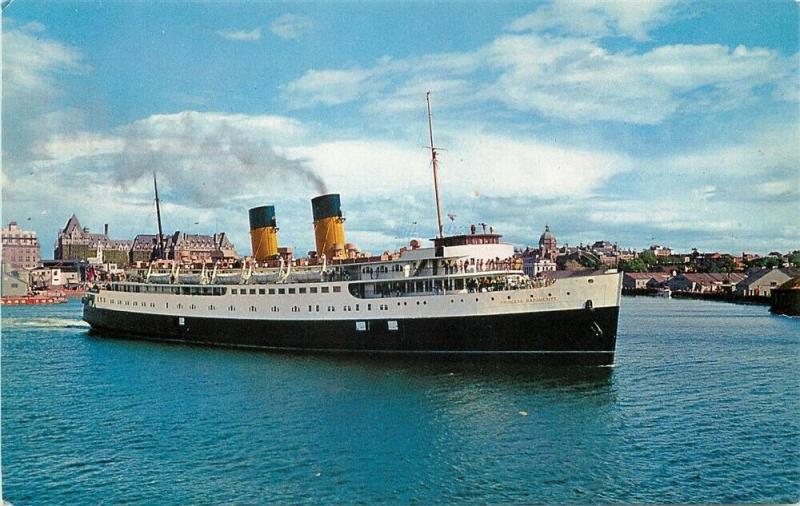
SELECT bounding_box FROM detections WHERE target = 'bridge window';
[321,287,329,293]
[333,286,341,293]
[288,288,296,294]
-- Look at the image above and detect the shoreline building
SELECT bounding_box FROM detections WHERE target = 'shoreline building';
[521,225,558,276]
[167,231,238,263]
[1,221,41,272]
[54,215,132,264]
[132,232,239,264]
[56,214,239,266]
[1,266,31,297]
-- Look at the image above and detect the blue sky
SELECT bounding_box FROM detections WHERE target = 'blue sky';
[2,0,798,258]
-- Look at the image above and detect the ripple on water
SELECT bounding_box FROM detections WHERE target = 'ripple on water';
[1,297,799,503]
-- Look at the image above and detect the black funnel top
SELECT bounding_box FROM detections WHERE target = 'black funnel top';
[311,194,342,221]
[249,205,277,230]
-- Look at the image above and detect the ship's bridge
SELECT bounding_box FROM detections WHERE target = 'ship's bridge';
[398,232,514,263]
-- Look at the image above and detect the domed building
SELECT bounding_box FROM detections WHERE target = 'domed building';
[539,224,558,260]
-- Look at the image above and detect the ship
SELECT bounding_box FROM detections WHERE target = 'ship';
[82,93,622,365]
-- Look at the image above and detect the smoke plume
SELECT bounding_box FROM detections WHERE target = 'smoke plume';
[110,111,327,206]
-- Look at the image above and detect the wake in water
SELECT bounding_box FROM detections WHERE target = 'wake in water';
[1,317,90,330]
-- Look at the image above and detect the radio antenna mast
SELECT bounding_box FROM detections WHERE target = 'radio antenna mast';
[153,172,165,260]
[426,91,445,239]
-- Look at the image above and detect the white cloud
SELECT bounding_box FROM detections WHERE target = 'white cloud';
[22,111,324,210]
[35,132,126,163]
[486,35,796,124]
[270,14,313,40]
[662,124,799,177]
[508,0,683,41]
[285,139,430,196]
[2,23,89,97]
[285,130,630,201]
[2,23,92,175]
[216,28,262,41]
[283,68,375,107]
[756,180,799,199]
[587,205,744,233]
[447,132,630,198]
[284,32,796,125]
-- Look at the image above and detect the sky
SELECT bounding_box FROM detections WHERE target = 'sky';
[2,0,798,259]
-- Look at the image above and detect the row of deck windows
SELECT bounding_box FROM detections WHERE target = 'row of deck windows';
[229,286,341,295]
[108,284,344,296]
[104,299,404,313]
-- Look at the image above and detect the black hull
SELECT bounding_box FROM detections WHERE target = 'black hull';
[83,305,619,365]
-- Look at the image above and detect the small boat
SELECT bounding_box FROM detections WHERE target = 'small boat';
[177,273,204,285]
[212,273,243,285]
[286,270,324,283]
[147,273,172,284]
[249,271,283,284]
[2,294,68,305]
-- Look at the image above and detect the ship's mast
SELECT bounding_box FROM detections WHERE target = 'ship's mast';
[427,91,445,239]
[153,172,165,260]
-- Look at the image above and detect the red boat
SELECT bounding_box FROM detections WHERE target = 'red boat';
[1,294,68,305]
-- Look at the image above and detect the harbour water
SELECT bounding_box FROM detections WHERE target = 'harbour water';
[2,297,798,504]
